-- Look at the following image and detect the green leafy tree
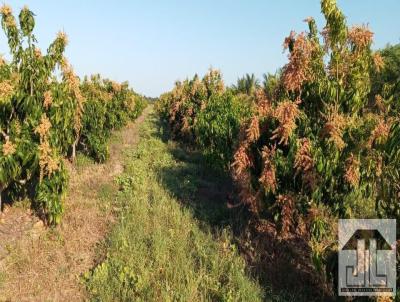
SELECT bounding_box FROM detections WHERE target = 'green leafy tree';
[195,91,252,170]
[80,74,146,162]
[157,69,224,142]
[0,5,147,223]
[0,5,76,223]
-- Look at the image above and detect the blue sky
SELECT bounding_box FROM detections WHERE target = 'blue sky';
[0,1,399,97]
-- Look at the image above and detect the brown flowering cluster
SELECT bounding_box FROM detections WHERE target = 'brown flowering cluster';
[348,25,373,51]
[0,4,16,28]
[37,140,59,181]
[368,119,390,147]
[60,57,84,136]
[179,80,206,134]
[169,85,186,124]
[294,138,318,190]
[111,81,122,93]
[61,57,83,103]
[43,90,53,109]
[57,31,68,46]
[232,118,279,213]
[181,116,190,132]
[232,145,251,179]
[34,47,42,59]
[255,89,272,117]
[35,115,59,181]
[232,118,256,178]
[271,100,300,145]
[124,96,136,112]
[282,32,314,92]
[259,145,277,194]
[165,75,212,139]
[374,94,386,113]
[231,97,300,213]
[101,91,113,102]
[84,79,113,102]
[171,81,184,99]
[169,100,181,123]
[203,69,225,95]
[2,139,16,156]
[246,116,260,143]
[190,77,206,97]
[231,142,258,211]
[373,53,385,72]
[321,105,347,150]
[35,115,51,137]
[60,56,69,72]
[0,4,12,15]
[344,153,360,187]
[0,80,14,100]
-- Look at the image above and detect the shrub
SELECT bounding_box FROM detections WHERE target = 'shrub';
[157,69,256,171]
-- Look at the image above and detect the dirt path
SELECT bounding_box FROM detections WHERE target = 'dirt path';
[0,106,152,302]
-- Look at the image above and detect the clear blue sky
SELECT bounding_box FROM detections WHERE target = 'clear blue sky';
[0,1,399,97]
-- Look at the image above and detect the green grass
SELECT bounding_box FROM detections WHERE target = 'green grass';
[75,153,95,171]
[84,113,264,302]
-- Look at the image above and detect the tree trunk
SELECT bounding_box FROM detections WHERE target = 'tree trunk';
[71,137,79,162]
[71,142,76,162]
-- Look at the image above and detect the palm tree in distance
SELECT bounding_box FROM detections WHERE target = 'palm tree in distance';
[262,72,281,99]
[233,73,260,95]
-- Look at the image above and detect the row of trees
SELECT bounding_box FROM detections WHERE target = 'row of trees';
[156,69,253,170]
[0,5,146,224]
[157,0,400,294]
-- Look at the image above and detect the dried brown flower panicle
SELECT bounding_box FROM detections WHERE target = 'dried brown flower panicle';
[294,138,318,190]
[271,100,300,145]
[282,32,315,92]
[321,104,346,150]
[344,153,360,187]
[43,90,53,109]
[259,145,277,194]
[2,139,16,156]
